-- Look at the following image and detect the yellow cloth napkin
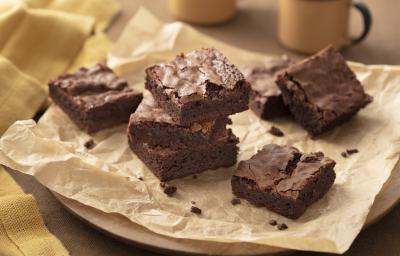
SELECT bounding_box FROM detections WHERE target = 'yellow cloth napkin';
[23,0,120,32]
[68,32,113,72]
[0,3,94,84]
[0,0,119,255]
[0,167,69,256]
[0,0,117,134]
[0,56,47,134]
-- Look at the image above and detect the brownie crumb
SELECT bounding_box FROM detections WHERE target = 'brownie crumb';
[192,175,197,179]
[191,201,196,205]
[268,126,284,137]
[190,206,202,215]
[346,148,359,155]
[84,139,95,149]
[231,198,241,205]
[268,220,277,226]
[163,186,177,197]
[138,177,144,181]
[342,148,359,158]
[160,182,166,188]
[277,223,288,230]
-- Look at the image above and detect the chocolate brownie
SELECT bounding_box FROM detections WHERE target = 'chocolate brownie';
[128,92,230,149]
[129,130,239,181]
[49,63,143,133]
[145,48,251,125]
[276,46,372,137]
[231,144,336,219]
[240,56,292,120]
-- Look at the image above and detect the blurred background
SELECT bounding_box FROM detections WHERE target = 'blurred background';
[109,0,399,65]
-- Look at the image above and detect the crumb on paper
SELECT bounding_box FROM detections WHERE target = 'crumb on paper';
[268,126,284,137]
[191,206,202,215]
[231,198,241,205]
[163,185,177,197]
[84,139,95,149]
[346,149,359,155]
[277,223,288,230]
[269,220,277,226]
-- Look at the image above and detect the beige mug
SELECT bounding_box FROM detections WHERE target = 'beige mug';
[168,0,237,25]
[278,0,372,54]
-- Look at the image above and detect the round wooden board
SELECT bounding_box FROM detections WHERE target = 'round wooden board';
[53,161,400,256]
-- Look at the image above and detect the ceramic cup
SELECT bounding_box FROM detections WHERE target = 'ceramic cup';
[278,0,372,54]
[168,0,237,25]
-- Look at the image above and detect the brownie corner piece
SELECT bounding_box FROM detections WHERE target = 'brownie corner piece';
[276,46,373,137]
[49,63,143,133]
[240,56,292,120]
[144,48,250,124]
[231,144,336,219]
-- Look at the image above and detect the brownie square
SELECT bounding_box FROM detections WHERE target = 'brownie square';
[145,48,251,125]
[49,63,143,133]
[276,46,372,137]
[241,56,293,120]
[231,144,336,219]
[128,92,230,149]
[129,130,239,181]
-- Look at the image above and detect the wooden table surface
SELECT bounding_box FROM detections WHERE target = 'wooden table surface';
[8,0,400,255]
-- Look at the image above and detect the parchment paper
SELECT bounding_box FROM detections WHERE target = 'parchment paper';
[1,8,400,254]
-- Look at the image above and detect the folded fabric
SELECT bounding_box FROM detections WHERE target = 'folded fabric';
[68,32,113,72]
[0,0,119,254]
[0,3,95,84]
[23,0,120,32]
[0,1,116,135]
[0,166,69,256]
[0,56,47,135]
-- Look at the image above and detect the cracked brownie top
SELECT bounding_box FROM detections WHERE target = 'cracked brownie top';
[233,144,336,194]
[145,48,245,99]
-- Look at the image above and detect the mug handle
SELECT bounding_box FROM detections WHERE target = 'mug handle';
[351,1,372,45]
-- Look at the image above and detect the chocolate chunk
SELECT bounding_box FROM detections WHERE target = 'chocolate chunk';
[191,201,196,205]
[277,223,288,230]
[268,126,284,137]
[138,177,144,181]
[268,220,277,226]
[341,152,348,158]
[163,186,177,197]
[84,139,95,149]
[231,198,241,205]
[190,206,202,214]
[160,182,166,188]
[346,149,359,155]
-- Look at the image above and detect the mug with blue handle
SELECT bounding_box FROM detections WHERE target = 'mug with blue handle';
[278,0,372,54]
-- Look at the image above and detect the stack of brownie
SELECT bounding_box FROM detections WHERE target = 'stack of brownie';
[128,48,251,182]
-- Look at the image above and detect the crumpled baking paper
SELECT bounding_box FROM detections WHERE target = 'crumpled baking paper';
[1,7,400,254]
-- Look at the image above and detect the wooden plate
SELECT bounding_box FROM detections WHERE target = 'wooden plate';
[53,161,400,256]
